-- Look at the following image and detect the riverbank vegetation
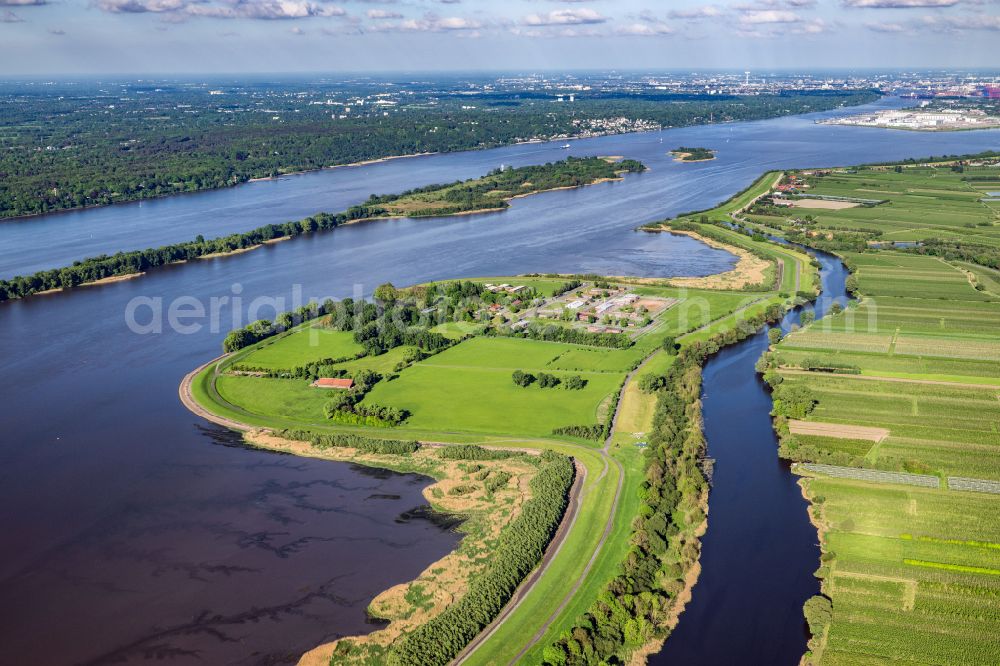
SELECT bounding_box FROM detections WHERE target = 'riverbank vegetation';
[0,157,644,303]
[0,80,877,220]
[753,158,1000,665]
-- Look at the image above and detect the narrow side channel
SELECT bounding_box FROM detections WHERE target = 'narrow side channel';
[650,248,849,665]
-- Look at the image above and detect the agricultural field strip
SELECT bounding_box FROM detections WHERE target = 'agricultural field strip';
[800,463,940,488]
[947,478,1000,494]
[770,168,1000,247]
[806,462,1000,495]
[777,368,1000,390]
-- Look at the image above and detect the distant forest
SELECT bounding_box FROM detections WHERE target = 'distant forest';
[0,85,878,219]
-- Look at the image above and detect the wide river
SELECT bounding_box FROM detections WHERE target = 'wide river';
[1,97,998,665]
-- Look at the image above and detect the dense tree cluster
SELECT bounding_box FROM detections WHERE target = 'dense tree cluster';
[389,450,574,665]
[276,428,420,455]
[671,146,715,161]
[551,424,605,441]
[551,279,584,297]
[489,322,633,349]
[904,238,1000,271]
[319,369,410,426]
[437,445,522,461]
[483,471,513,495]
[366,157,644,217]
[511,369,536,387]
[770,384,818,419]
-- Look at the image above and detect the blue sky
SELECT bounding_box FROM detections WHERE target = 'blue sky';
[1,0,998,74]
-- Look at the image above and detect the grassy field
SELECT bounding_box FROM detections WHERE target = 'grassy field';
[363,362,624,438]
[236,326,363,369]
[768,162,1000,665]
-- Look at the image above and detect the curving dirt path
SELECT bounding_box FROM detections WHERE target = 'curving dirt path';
[178,353,249,432]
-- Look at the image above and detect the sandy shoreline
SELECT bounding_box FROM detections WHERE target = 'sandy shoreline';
[34,271,146,296]
[248,152,438,182]
[670,150,716,163]
[630,227,770,290]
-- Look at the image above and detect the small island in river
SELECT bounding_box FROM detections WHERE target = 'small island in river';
[670,147,716,162]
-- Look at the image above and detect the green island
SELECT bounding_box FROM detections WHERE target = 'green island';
[735,154,1000,665]
[181,168,819,665]
[0,157,643,303]
[670,146,716,162]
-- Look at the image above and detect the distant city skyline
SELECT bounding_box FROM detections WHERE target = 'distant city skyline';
[2,0,998,75]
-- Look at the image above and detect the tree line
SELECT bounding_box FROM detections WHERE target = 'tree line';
[488,321,633,349]
[387,449,574,665]
[276,428,420,456]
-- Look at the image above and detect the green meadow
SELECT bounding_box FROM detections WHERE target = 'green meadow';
[363,342,627,439]
[237,326,363,369]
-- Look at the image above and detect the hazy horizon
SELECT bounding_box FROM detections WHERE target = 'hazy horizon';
[2,0,999,76]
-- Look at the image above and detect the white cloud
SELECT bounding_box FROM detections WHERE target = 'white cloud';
[740,9,800,22]
[522,8,607,26]
[96,0,186,13]
[866,20,908,29]
[920,12,1000,28]
[95,0,347,19]
[0,0,46,5]
[187,1,345,19]
[366,8,401,19]
[667,5,722,19]
[798,17,832,31]
[843,0,960,7]
[371,12,482,31]
[617,21,673,35]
